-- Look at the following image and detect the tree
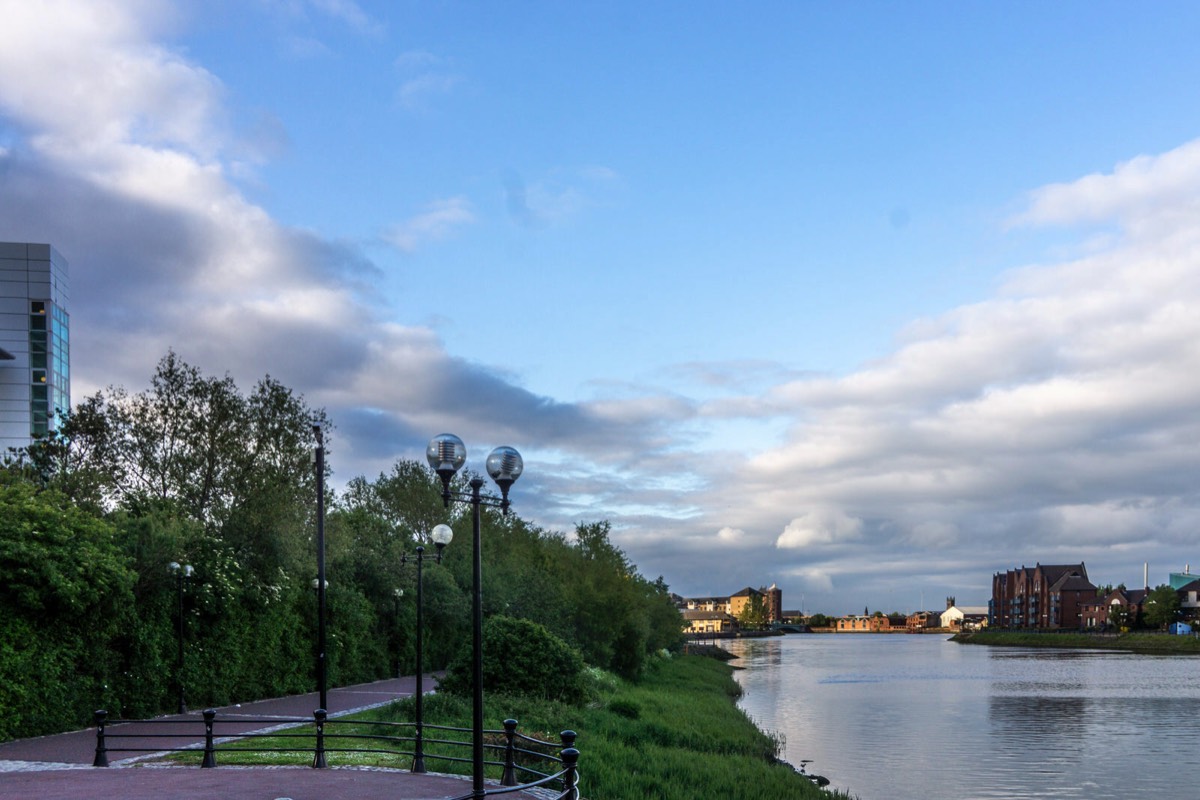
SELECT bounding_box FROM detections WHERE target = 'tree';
[439,616,586,703]
[0,478,136,738]
[1142,584,1181,630]
[1107,602,1132,630]
[738,593,769,630]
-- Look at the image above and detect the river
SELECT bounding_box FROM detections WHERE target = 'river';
[723,633,1200,800]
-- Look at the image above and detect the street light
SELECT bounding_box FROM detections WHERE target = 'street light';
[426,433,523,799]
[167,561,194,714]
[402,523,453,773]
[313,424,328,713]
[393,588,405,678]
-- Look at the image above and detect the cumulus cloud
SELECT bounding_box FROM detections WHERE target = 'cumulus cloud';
[5,2,1200,615]
[776,509,864,549]
[0,0,667,493]
[717,526,746,543]
[667,137,1200,609]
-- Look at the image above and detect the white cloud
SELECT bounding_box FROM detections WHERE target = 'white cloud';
[1012,139,1200,232]
[382,197,475,252]
[717,526,746,543]
[776,509,864,549]
[6,2,1200,615]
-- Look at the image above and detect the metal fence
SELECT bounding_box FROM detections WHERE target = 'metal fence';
[91,708,580,800]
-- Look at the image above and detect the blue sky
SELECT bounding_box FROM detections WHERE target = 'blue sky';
[4,1,1200,614]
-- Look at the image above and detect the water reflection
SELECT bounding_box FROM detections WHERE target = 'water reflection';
[724,635,1200,800]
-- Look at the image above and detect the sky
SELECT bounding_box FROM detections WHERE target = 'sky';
[3,1,1200,615]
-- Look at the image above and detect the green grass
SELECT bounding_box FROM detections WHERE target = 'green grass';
[956,629,1200,654]
[175,654,851,799]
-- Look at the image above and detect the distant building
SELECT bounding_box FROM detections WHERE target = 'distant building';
[906,610,941,631]
[1170,566,1200,590]
[729,587,763,619]
[942,597,989,630]
[765,583,783,624]
[679,582,784,630]
[0,242,70,453]
[1080,586,1149,629]
[681,610,737,635]
[991,563,1096,630]
[837,614,892,632]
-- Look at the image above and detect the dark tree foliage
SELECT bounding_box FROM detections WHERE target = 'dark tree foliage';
[0,477,136,739]
[438,616,586,702]
[1143,584,1181,630]
[1,354,684,742]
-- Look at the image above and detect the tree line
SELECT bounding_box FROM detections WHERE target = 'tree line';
[0,352,683,742]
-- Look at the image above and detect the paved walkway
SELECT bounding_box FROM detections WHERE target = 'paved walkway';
[0,675,549,800]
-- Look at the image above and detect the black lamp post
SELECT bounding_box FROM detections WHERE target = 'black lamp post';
[313,424,328,713]
[393,588,405,677]
[403,523,453,773]
[168,561,194,714]
[427,433,523,800]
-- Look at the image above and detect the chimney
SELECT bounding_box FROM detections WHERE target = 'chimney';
[1144,562,1148,590]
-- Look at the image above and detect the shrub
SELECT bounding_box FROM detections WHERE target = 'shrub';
[439,616,586,703]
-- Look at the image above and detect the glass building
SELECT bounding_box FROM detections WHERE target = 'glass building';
[0,242,70,453]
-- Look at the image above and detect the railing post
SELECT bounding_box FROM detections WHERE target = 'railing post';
[559,731,578,796]
[201,709,217,768]
[560,747,580,800]
[501,718,518,785]
[312,708,328,769]
[92,710,108,767]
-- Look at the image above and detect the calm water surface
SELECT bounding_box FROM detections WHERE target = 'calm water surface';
[724,634,1200,800]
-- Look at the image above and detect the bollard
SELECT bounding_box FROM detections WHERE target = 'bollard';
[560,729,577,750]
[501,719,518,786]
[312,708,328,769]
[92,710,108,767]
[560,747,580,800]
[202,709,217,767]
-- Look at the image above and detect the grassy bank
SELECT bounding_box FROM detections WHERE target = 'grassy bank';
[955,629,1200,654]
[207,654,850,799]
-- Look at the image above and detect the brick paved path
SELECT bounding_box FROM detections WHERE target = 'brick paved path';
[0,675,549,800]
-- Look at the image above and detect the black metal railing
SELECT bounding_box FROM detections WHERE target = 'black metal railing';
[91,708,580,800]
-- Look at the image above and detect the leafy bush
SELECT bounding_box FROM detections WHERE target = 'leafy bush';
[439,616,586,703]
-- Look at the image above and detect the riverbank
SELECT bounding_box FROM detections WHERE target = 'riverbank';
[424,654,850,800]
[214,654,851,799]
[954,629,1200,654]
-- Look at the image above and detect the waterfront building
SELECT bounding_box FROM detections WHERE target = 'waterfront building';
[678,583,785,630]
[941,597,989,630]
[681,609,737,635]
[836,614,892,632]
[990,563,1095,629]
[0,242,70,454]
[1079,585,1150,629]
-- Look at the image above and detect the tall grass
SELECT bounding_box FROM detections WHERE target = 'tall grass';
[181,655,852,799]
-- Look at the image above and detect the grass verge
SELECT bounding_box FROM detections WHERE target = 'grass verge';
[955,629,1200,654]
[180,654,851,799]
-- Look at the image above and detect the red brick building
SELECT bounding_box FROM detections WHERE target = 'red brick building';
[991,563,1096,629]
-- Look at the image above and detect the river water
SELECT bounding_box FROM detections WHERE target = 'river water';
[723,634,1200,800]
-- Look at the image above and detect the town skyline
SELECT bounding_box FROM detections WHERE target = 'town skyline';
[4,2,1200,614]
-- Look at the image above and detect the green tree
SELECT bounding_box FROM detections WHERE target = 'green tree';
[439,615,586,703]
[1143,584,1181,630]
[1107,602,1132,630]
[738,593,769,630]
[0,478,136,738]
